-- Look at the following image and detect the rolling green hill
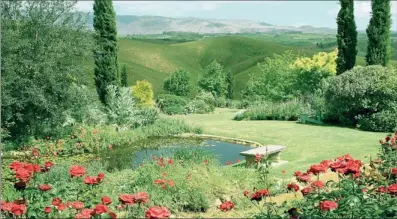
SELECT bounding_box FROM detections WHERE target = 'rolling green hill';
[83,34,397,99]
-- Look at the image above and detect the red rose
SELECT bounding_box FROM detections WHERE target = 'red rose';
[81,208,95,216]
[219,201,234,212]
[287,183,300,192]
[391,168,397,175]
[11,204,26,216]
[152,156,157,160]
[101,196,112,205]
[387,184,397,194]
[94,204,108,214]
[243,190,250,197]
[44,207,52,214]
[9,161,24,171]
[301,187,313,196]
[32,148,39,157]
[1,201,14,212]
[251,189,270,201]
[145,206,170,219]
[83,176,99,185]
[69,165,86,178]
[134,192,149,204]
[167,180,175,187]
[386,136,391,142]
[52,198,62,206]
[293,171,302,177]
[377,186,387,193]
[168,159,173,165]
[44,161,54,168]
[255,154,263,163]
[311,181,325,189]
[38,184,52,191]
[226,161,231,165]
[297,173,312,183]
[154,179,165,185]
[119,194,135,205]
[307,164,327,175]
[72,201,84,210]
[15,168,32,182]
[320,160,332,167]
[236,159,241,163]
[319,200,338,211]
[33,164,41,172]
[203,160,209,165]
[57,203,66,211]
[97,172,105,181]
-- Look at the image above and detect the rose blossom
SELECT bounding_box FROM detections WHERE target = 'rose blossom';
[319,200,338,211]
[220,201,234,212]
[145,206,170,219]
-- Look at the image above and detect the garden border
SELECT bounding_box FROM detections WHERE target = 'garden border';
[177,133,263,147]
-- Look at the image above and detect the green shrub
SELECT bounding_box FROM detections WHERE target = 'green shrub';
[163,69,191,96]
[156,94,188,115]
[227,100,245,109]
[234,100,305,121]
[214,97,227,108]
[325,65,397,129]
[195,91,216,106]
[137,118,203,137]
[185,100,214,114]
[131,80,155,108]
[357,109,397,132]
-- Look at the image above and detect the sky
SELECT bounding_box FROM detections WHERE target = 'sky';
[75,1,397,30]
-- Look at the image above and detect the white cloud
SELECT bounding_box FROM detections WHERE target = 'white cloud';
[327,1,397,18]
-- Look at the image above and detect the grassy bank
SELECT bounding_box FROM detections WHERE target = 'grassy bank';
[173,108,387,176]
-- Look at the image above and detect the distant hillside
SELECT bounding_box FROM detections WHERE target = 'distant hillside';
[86,14,336,35]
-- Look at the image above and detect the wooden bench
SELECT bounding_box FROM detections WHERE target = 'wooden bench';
[240,145,286,167]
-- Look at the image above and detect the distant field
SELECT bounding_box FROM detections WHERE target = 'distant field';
[82,32,397,98]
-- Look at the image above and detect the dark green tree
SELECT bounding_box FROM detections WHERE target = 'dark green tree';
[1,0,93,139]
[121,64,128,87]
[93,0,119,105]
[198,60,227,97]
[336,0,358,75]
[163,69,191,96]
[226,70,234,99]
[365,0,391,66]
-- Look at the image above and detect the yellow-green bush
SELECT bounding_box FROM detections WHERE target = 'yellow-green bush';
[131,80,155,108]
[293,49,337,94]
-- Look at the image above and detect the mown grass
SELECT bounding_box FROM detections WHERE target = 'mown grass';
[173,108,388,177]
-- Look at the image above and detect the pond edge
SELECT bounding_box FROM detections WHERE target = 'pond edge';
[176,133,262,147]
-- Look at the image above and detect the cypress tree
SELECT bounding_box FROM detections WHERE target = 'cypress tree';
[365,0,391,66]
[93,0,119,105]
[226,70,234,99]
[336,0,358,75]
[121,64,128,87]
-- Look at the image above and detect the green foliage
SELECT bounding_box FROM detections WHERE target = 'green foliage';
[106,85,140,130]
[198,60,227,97]
[185,100,214,114]
[336,0,358,75]
[214,97,228,108]
[163,69,191,96]
[243,51,299,101]
[121,64,128,87]
[366,0,391,66]
[135,118,203,137]
[156,94,188,115]
[226,71,234,99]
[1,1,93,140]
[234,100,305,121]
[195,91,216,107]
[325,65,397,129]
[93,0,120,105]
[131,80,155,108]
[357,109,397,132]
[293,49,337,95]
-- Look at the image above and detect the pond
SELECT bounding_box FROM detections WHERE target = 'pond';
[101,137,254,170]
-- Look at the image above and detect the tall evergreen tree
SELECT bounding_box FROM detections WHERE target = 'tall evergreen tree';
[336,0,358,75]
[93,0,119,105]
[226,70,234,99]
[121,64,128,87]
[365,0,391,66]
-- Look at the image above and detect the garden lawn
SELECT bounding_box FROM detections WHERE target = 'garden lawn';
[173,108,388,176]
